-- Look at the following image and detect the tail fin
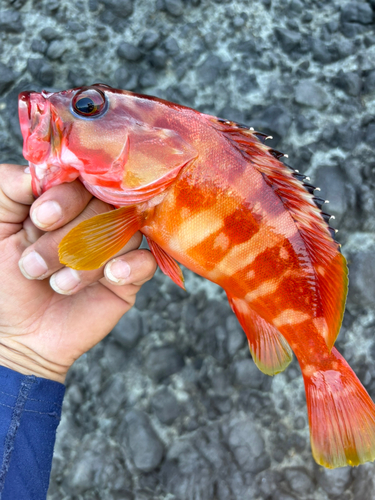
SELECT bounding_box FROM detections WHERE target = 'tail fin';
[304,347,375,468]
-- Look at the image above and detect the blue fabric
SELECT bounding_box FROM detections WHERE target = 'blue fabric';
[0,366,65,500]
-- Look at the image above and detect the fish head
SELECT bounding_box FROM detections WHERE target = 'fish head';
[19,84,198,201]
[19,84,134,196]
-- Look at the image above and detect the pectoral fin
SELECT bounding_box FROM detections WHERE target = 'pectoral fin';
[146,237,185,290]
[59,206,143,270]
[227,293,293,376]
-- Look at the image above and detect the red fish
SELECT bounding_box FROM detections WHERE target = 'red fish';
[18,84,375,468]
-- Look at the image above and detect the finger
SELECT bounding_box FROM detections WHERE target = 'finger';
[47,236,146,295]
[104,249,157,286]
[0,164,33,224]
[18,197,113,280]
[30,180,93,231]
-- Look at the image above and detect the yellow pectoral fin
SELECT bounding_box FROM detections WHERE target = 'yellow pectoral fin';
[59,206,143,271]
[146,236,185,290]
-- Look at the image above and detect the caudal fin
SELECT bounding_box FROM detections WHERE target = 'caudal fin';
[304,347,375,468]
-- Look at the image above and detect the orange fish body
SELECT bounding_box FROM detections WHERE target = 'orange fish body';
[19,84,375,468]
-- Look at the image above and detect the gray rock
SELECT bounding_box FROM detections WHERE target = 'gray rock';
[366,122,375,145]
[164,36,179,55]
[295,80,329,109]
[345,233,375,309]
[165,0,183,16]
[334,70,362,97]
[313,165,347,223]
[149,48,168,69]
[274,28,301,53]
[117,41,142,61]
[317,467,352,496]
[151,387,181,424]
[0,63,16,95]
[30,38,48,54]
[124,410,164,472]
[0,10,23,32]
[111,308,142,349]
[284,468,313,495]
[233,358,265,389]
[101,0,133,17]
[46,40,67,60]
[140,30,159,50]
[40,27,59,41]
[197,54,225,85]
[341,2,373,25]
[257,104,292,140]
[27,58,54,86]
[145,345,184,381]
[364,70,375,94]
[228,418,269,472]
[101,374,127,416]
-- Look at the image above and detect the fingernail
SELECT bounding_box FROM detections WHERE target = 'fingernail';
[19,251,48,279]
[105,259,131,283]
[31,201,62,228]
[50,268,81,294]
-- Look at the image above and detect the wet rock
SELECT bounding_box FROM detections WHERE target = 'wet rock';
[284,468,313,495]
[313,165,347,223]
[124,410,164,472]
[27,58,54,86]
[145,345,184,381]
[345,233,375,309]
[101,374,127,416]
[165,0,183,16]
[31,38,48,54]
[275,28,301,53]
[66,433,133,493]
[295,80,329,110]
[0,63,16,95]
[117,42,142,61]
[0,10,23,32]
[100,0,133,17]
[149,48,168,69]
[228,417,270,473]
[364,70,375,94]
[40,27,59,41]
[340,2,373,25]
[233,358,265,389]
[140,30,159,50]
[334,70,362,97]
[46,40,67,60]
[111,308,142,349]
[151,387,181,425]
[317,467,352,496]
[256,104,292,140]
[197,54,225,85]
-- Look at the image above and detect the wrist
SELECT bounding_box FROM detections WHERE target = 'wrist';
[0,339,69,383]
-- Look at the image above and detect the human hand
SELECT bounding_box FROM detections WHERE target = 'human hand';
[0,164,157,383]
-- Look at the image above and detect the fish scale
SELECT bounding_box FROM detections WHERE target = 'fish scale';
[18,83,375,469]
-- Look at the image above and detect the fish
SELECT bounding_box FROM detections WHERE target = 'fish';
[18,84,375,469]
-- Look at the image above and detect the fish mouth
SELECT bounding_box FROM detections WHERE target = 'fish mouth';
[18,91,52,165]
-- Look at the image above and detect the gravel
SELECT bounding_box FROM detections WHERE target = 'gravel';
[2,0,375,498]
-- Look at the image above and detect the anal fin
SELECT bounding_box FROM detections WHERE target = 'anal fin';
[227,294,293,376]
[59,206,143,270]
[146,237,185,290]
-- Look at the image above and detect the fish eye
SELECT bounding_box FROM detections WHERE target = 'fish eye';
[72,88,107,118]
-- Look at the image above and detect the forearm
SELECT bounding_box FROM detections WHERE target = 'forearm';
[0,366,65,500]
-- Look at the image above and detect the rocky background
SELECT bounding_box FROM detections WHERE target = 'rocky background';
[1,0,375,498]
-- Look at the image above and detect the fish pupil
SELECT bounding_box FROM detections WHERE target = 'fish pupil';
[76,97,96,115]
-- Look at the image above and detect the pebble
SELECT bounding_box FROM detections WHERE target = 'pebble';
[46,39,67,60]
[313,165,348,223]
[284,468,313,495]
[111,308,142,349]
[151,387,181,424]
[164,0,183,16]
[274,28,301,53]
[124,410,164,472]
[295,80,329,109]
[100,0,133,17]
[140,30,159,50]
[145,345,185,381]
[197,54,225,85]
[117,41,142,61]
[340,2,373,25]
[317,467,352,496]
[0,62,16,95]
[228,418,269,472]
[0,10,23,32]
[345,233,375,309]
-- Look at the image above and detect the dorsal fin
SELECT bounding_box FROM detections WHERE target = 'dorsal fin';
[212,118,348,350]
